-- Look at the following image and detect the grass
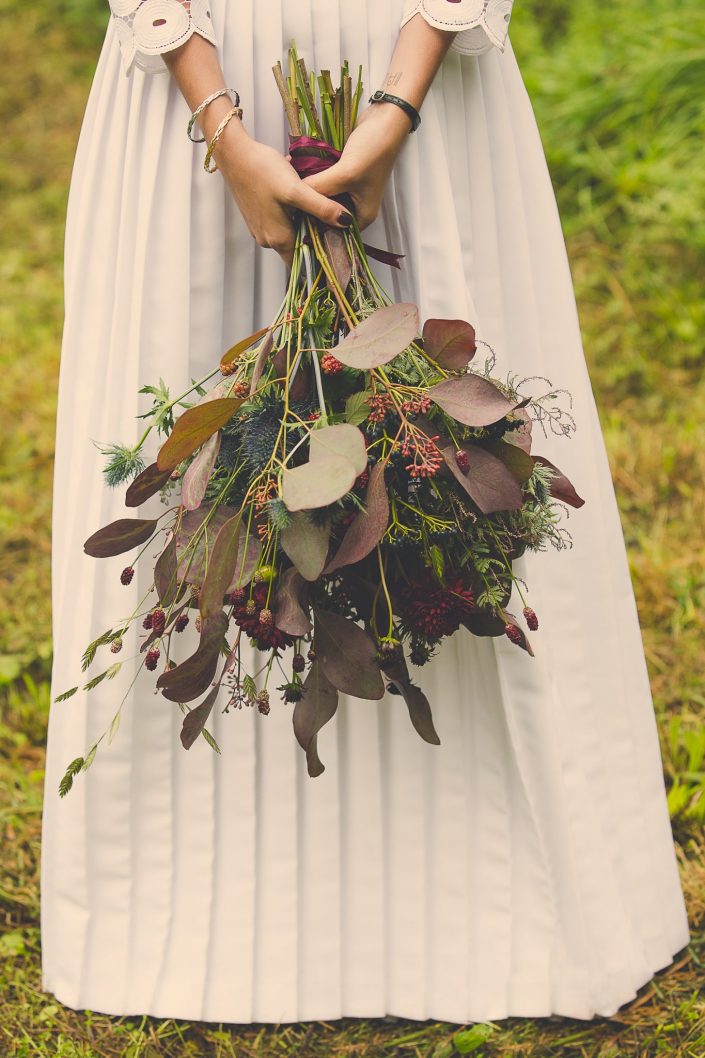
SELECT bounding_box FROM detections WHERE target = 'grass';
[1,0,704,1053]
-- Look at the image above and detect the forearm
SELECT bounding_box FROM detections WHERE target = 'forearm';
[378,14,457,112]
[161,35,248,148]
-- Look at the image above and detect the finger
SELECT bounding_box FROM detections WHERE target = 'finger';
[288,182,354,229]
[302,166,347,199]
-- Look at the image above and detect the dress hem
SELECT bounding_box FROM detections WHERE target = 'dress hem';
[40,932,691,1026]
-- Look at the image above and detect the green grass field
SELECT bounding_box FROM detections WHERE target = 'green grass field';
[1,0,704,1054]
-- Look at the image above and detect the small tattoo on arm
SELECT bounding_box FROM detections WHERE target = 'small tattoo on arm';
[384,70,404,88]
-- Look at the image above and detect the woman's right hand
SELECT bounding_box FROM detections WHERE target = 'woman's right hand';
[213,118,353,268]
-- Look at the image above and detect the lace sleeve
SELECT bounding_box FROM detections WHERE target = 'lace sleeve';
[400,0,514,56]
[108,0,217,75]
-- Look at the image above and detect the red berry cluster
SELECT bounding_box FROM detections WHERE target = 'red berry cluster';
[321,353,344,375]
[366,392,395,425]
[231,581,295,650]
[522,606,539,630]
[401,395,432,416]
[401,430,444,479]
[233,379,250,397]
[121,566,134,585]
[151,608,166,636]
[175,613,189,633]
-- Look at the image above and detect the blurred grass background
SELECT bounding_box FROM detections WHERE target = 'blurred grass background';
[1,0,704,1054]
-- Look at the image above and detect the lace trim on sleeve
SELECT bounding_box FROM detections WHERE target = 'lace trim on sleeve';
[400,0,514,56]
[109,0,217,75]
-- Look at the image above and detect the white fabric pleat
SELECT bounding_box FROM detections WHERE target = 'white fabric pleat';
[40,0,690,1023]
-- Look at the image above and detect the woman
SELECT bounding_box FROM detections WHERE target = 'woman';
[41,0,690,1024]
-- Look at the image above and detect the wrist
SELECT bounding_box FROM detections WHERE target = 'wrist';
[199,93,241,142]
[365,98,414,140]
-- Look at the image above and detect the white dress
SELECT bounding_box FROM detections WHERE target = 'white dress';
[40,0,690,1024]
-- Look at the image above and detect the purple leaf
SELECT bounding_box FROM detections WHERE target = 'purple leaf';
[422,318,477,371]
[154,538,181,607]
[324,463,389,573]
[382,653,440,745]
[292,661,339,777]
[220,325,270,372]
[313,608,384,700]
[280,513,331,581]
[429,375,519,428]
[273,567,312,636]
[532,455,585,508]
[125,463,172,507]
[181,430,221,512]
[249,330,275,396]
[333,303,420,370]
[156,398,242,472]
[505,406,533,453]
[322,227,353,292]
[442,444,524,514]
[180,683,221,750]
[483,439,535,484]
[84,517,158,558]
[157,611,229,703]
[199,513,242,619]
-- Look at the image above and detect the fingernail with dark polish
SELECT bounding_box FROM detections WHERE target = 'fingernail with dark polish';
[338,211,353,227]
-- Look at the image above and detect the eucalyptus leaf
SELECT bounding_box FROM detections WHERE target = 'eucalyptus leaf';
[156,398,242,472]
[322,227,352,292]
[292,660,339,777]
[382,654,441,745]
[219,325,270,371]
[324,463,389,573]
[442,444,524,514]
[199,513,242,618]
[157,611,229,703]
[429,375,519,428]
[280,512,330,581]
[154,538,181,608]
[281,455,357,512]
[313,608,384,700]
[84,517,158,558]
[332,302,419,370]
[180,684,221,750]
[483,439,535,484]
[124,462,172,507]
[273,567,312,636]
[181,430,221,512]
[532,455,586,508]
[249,330,275,395]
[308,423,368,476]
[422,318,477,370]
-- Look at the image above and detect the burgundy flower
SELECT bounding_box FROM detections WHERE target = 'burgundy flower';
[397,571,476,640]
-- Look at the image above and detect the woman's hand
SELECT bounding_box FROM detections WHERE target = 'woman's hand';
[300,103,411,230]
[214,119,353,267]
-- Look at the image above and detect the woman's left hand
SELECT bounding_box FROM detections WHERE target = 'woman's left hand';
[299,101,412,230]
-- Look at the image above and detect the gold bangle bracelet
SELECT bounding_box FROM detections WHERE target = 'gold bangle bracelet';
[204,105,243,173]
[187,87,241,143]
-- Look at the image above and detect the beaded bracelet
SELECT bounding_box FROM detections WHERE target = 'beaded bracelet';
[203,105,243,173]
[187,87,241,143]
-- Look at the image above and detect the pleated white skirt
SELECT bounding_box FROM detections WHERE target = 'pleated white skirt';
[40,0,690,1023]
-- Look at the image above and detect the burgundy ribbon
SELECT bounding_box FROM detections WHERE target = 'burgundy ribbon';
[288,134,405,269]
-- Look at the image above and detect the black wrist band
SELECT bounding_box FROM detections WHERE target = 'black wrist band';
[368,90,421,133]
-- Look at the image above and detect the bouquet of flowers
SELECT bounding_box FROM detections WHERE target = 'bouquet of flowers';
[57,45,584,795]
